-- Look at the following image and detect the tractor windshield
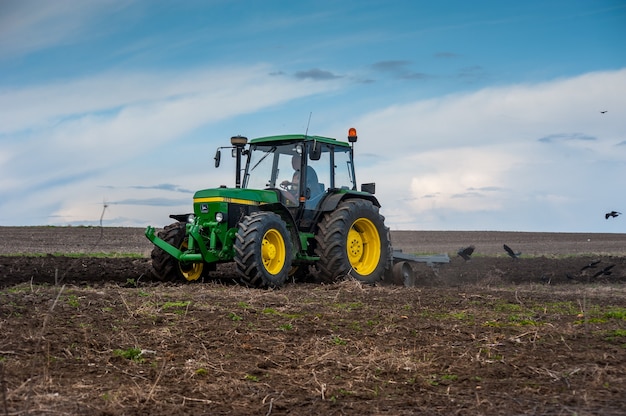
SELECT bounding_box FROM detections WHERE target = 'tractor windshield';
[244,143,298,190]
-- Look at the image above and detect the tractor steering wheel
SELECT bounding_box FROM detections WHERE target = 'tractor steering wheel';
[280,180,292,191]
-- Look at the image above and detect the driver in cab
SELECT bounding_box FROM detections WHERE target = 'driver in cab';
[280,154,319,206]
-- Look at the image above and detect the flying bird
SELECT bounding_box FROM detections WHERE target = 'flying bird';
[593,264,615,278]
[600,110,607,114]
[457,245,475,261]
[605,211,621,219]
[580,260,601,272]
[503,244,520,259]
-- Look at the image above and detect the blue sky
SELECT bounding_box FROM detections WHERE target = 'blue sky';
[1,0,625,232]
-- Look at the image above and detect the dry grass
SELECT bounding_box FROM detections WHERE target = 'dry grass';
[1,276,626,415]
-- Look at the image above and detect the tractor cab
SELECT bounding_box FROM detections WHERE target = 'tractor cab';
[243,135,356,211]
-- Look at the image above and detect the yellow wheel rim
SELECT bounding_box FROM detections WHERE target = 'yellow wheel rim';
[261,228,286,275]
[179,239,203,281]
[346,218,381,275]
[179,262,203,281]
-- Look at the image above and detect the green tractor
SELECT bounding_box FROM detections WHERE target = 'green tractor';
[145,128,397,288]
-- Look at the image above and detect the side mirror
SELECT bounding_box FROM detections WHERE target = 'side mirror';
[310,141,322,160]
[361,183,375,194]
[214,149,221,167]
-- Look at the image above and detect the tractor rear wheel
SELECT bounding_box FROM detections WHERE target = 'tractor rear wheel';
[150,222,206,281]
[234,212,293,288]
[314,199,389,284]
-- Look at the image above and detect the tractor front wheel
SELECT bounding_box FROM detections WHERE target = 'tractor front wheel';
[150,222,206,281]
[234,212,293,288]
[315,199,389,284]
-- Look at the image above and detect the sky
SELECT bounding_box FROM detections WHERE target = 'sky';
[1,0,625,232]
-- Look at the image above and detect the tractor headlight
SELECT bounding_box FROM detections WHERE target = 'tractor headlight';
[215,212,224,223]
[187,214,195,223]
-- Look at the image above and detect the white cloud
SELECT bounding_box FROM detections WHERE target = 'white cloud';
[0,66,335,135]
[351,68,626,231]
[353,69,626,154]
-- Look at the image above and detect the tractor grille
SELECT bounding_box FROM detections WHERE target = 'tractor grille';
[227,203,256,228]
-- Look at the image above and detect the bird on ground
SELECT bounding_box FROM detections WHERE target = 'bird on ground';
[600,110,607,114]
[605,211,621,219]
[593,264,615,278]
[580,260,601,271]
[457,245,475,261]
[503,244,520,259]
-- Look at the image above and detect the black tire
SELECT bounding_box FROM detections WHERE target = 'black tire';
[150,222,206,281]
[234,212,293,288]
[314,199,389,284]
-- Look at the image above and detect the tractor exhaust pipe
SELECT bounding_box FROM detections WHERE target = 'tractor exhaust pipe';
[230,135,248,188]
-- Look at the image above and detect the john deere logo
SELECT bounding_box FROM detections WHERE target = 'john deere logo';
[201,204,209,213]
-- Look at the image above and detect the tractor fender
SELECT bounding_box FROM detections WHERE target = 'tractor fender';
[258,202,303,253]
[318,191,380,213]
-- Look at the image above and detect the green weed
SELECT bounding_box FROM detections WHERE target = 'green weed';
[228,312,243,321]
[484,317,542,327]
[333,302,364,311]
[113,347,144,362]
[543,301,579,315]
[162,300,191,309]
[494,302,523,313]
[508,315,543,326]
[448,311,474,322]
[604,308,626,320]
[349,321,362,331]
[262,307,303,319]
[604,329,626,342]
[66,294,79,308]
[331,335,347,346]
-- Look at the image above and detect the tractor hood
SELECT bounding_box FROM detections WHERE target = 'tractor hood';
[193,187,279,211]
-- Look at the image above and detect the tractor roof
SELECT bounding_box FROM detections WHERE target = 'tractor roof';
[249,134,351,148]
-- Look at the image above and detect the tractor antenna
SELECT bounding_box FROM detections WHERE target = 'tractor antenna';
[305,112,312,137]
[306,112,318,155]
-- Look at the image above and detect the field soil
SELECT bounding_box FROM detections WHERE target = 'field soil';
[1,226,625,415]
